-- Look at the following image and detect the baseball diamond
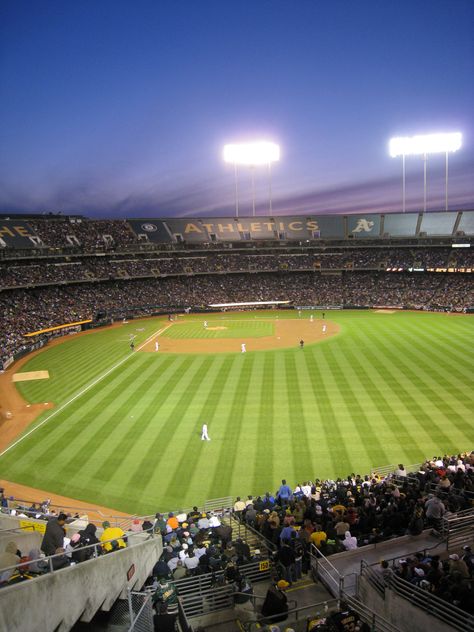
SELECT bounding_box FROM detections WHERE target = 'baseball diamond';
[0,308,472,514]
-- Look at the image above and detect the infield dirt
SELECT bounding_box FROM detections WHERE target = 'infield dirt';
[140,317,339,353]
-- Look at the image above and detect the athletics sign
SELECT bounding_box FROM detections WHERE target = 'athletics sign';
[0,220,41,248]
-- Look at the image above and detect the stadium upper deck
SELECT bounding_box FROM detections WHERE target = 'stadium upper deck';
[0,210,473,252]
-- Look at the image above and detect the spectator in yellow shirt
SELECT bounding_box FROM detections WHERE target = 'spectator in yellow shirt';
[100,521,126,552]
[310,528,327,548]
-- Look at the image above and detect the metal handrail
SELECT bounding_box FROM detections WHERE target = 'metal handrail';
[361,561,474,631]
[0,524,37,535]
[309,543,342,596]
[341,593,400,632]
[227,512,277,552]
[0,528,156,577]
[245,597,336,631]
[387,573,474,631]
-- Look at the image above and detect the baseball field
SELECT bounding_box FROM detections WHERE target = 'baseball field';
[0,310,473,515]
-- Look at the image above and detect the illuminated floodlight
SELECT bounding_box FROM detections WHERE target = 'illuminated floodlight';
[389,132,462,157]
[223,141,280,165]
[389,131,463,212]
[223,141,281,217]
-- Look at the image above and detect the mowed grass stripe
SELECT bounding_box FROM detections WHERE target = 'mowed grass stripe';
[253,353,276,492]
[392,322,474,401]
[284,353,314,481]
[361,329,463,452]
[8,355,155,472]
[341,346,423,464]
[70,356,186,481]
[303,351,353,475]
[323,344,390,467]
[146,356,235,505]
[314,348,373,474]
[395,333,474,415]
[16,335,131,403]
[208,356,256,496]
[225,354,265,496]
[371,328,473,437]
[353,329,456,452]
[125,356,217,503]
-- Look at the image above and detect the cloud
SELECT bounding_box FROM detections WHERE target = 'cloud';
[0,159,473,218]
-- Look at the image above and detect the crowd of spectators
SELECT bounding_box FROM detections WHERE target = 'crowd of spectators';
[27,218,138,250]
[1,452,473,626]
[1,247,473,290]
[0,502,131,586]
[1,270,472,362]
[375,547,474,615]
[230,454,472,569]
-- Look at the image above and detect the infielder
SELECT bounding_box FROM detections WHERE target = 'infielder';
[155,340,159,351]
[241,343,246,353]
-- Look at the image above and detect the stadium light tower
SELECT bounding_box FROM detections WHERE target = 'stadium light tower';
[389,132,462,212]
[223,141,280,216]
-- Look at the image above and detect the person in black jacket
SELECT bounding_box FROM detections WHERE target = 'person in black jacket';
[41,513,67,556]
[261,579,289,623]
[153,602,177,632]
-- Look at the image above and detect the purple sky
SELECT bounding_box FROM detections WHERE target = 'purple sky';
[0,0,473,218]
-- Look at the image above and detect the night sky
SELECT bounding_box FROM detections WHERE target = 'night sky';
[0,0,473,218]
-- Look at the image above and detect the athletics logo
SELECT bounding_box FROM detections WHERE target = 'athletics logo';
[141,223,158,232]
[352,219,375,233]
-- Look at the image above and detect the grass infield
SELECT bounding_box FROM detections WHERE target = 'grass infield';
[1,310,473,514]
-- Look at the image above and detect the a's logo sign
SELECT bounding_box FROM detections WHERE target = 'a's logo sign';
[141,223,157,232]
[352,219,375,233]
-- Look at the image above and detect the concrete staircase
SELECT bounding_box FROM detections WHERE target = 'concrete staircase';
[220,513,274,556]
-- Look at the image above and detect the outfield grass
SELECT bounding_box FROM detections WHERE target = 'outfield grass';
[1,310,473,514]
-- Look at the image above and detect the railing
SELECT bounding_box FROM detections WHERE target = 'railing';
[203,496,233,514]
[441,507,474,549]
[309,543,343,597]
[127,589,154,632]
[168,560,273,619]
[2,500,124,527]
[225,513,277,553]
[2,495,235,532]
[424,480,474,503]
[244,596,333,632]
[177,583,234,619]
[371,463,422,478]
[177,596,194,632]
[360,561,474,632]
[341,593,400,632]
[0,529,157,580]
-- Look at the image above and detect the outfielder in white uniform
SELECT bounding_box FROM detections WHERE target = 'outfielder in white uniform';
[201,424,211,441]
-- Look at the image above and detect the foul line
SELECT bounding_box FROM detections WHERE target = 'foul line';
[0,324,171,458]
